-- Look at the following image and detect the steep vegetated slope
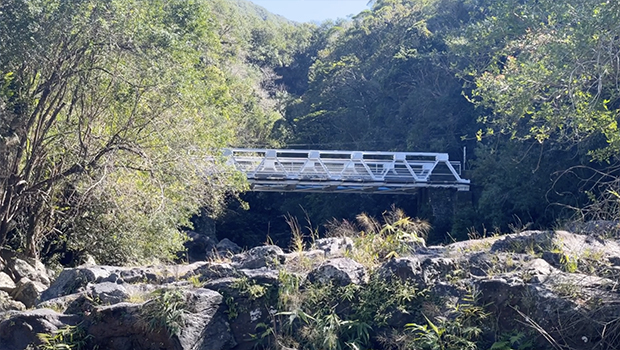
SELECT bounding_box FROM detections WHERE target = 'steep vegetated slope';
[2,0,620,267]
[0,0,313,265]
[216,0,620,247]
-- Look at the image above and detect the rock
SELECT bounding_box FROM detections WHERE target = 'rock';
[203,277,238,292]
[185,262,239,282]
[231,245,285,270]
[177,288,236,350]
[0,309,81,350]
[378,257,422,282]
[215,238,242,256]
[0,290,25,311]
[378,256,454,286]
[119,267,158,284]
[419,257,455,285]
[0,271,16,293]
[240,268,279,285]
[7,258,50,287]
[86,289,235,350]
[87,282,130,305]
[306,258,367,286]
[541,251,564,269]
[313,237,354,257]
[523,258,557,283]
[37,293,82,314]
[284,249,325,270]
[184,230,218,262]
[11,277,47,308]
[40,266,118,301]
[490,230,557,254]
[86,302,168,350]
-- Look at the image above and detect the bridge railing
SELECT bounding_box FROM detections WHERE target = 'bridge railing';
[224,148,470,193]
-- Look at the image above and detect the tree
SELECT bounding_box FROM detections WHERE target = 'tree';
[0,0,255,263]
[470,0,620,160]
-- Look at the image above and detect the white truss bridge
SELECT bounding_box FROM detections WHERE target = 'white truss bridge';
[224,148,470,194]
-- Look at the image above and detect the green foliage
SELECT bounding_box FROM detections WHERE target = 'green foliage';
[37,325,91,350]
[559,253,579,274]
[232,276,272,301]
[141,289,187,337]
[490,331,535,350]
[0,0,308,264]
[406,289,489,350]
[334,208,430,266]
[273,267,428,350]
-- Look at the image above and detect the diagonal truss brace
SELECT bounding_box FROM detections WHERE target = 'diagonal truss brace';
[224,148,470,193]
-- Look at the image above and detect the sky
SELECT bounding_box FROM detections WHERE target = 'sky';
[248,0,371,23]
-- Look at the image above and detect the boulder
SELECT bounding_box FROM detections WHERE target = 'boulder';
[0,309,81,350]
[215,238,242,256]
[40,266,114,302]
[6,258,50,287]
[119,267,159,284]
[314,237,354,257]
[185,262,240,282]
[378,257,422,282]
[378,256,454,287]
[523,258,557,283]
[0,290,25,312]
[231,245,285,270]
[86,289,235,350]
[306,258,367,286]
[11,277,47,308]
[184,231,218,262]
[37,293,82,314]
[0,271,16,293]
[38,265,172,301]
[177,289,236,350]
[284,250,325,270]
[240,268,279,285]
[87,282,130,305]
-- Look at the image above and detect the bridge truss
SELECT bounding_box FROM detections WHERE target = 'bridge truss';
[224,148,470,194]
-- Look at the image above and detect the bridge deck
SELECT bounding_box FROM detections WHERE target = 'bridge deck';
[224,148,470,194]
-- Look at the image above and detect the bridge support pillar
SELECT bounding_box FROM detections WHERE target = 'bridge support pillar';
[428,188,457,240]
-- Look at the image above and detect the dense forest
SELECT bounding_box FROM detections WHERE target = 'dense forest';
[1,0,620,264]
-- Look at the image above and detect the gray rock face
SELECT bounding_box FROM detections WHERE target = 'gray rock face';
[0,290,25,311]
[185,230,218,262]
[85,289,235,350]
[184,262,239,282]
[40,266,119,302]
[3,257,50,288]
[314,237,354,257]
[378,256,454,286]
[307,258,367,286]
[178,289,236,350]
[378,257,422,282]
[0,309,81,350]
[231,245,285,269]
[11,277,47,308]
[0,271,16,293]
[215,238,242,256]
[87,282,130,305]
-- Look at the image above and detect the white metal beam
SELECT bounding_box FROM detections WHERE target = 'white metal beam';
[224,148,470,193]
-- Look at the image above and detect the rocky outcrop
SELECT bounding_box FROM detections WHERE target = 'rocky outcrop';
[307,257,367,286]
[0,309,81,350]
[313,237,354,257]
[231,245,285,269]
[2,228,620,350]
